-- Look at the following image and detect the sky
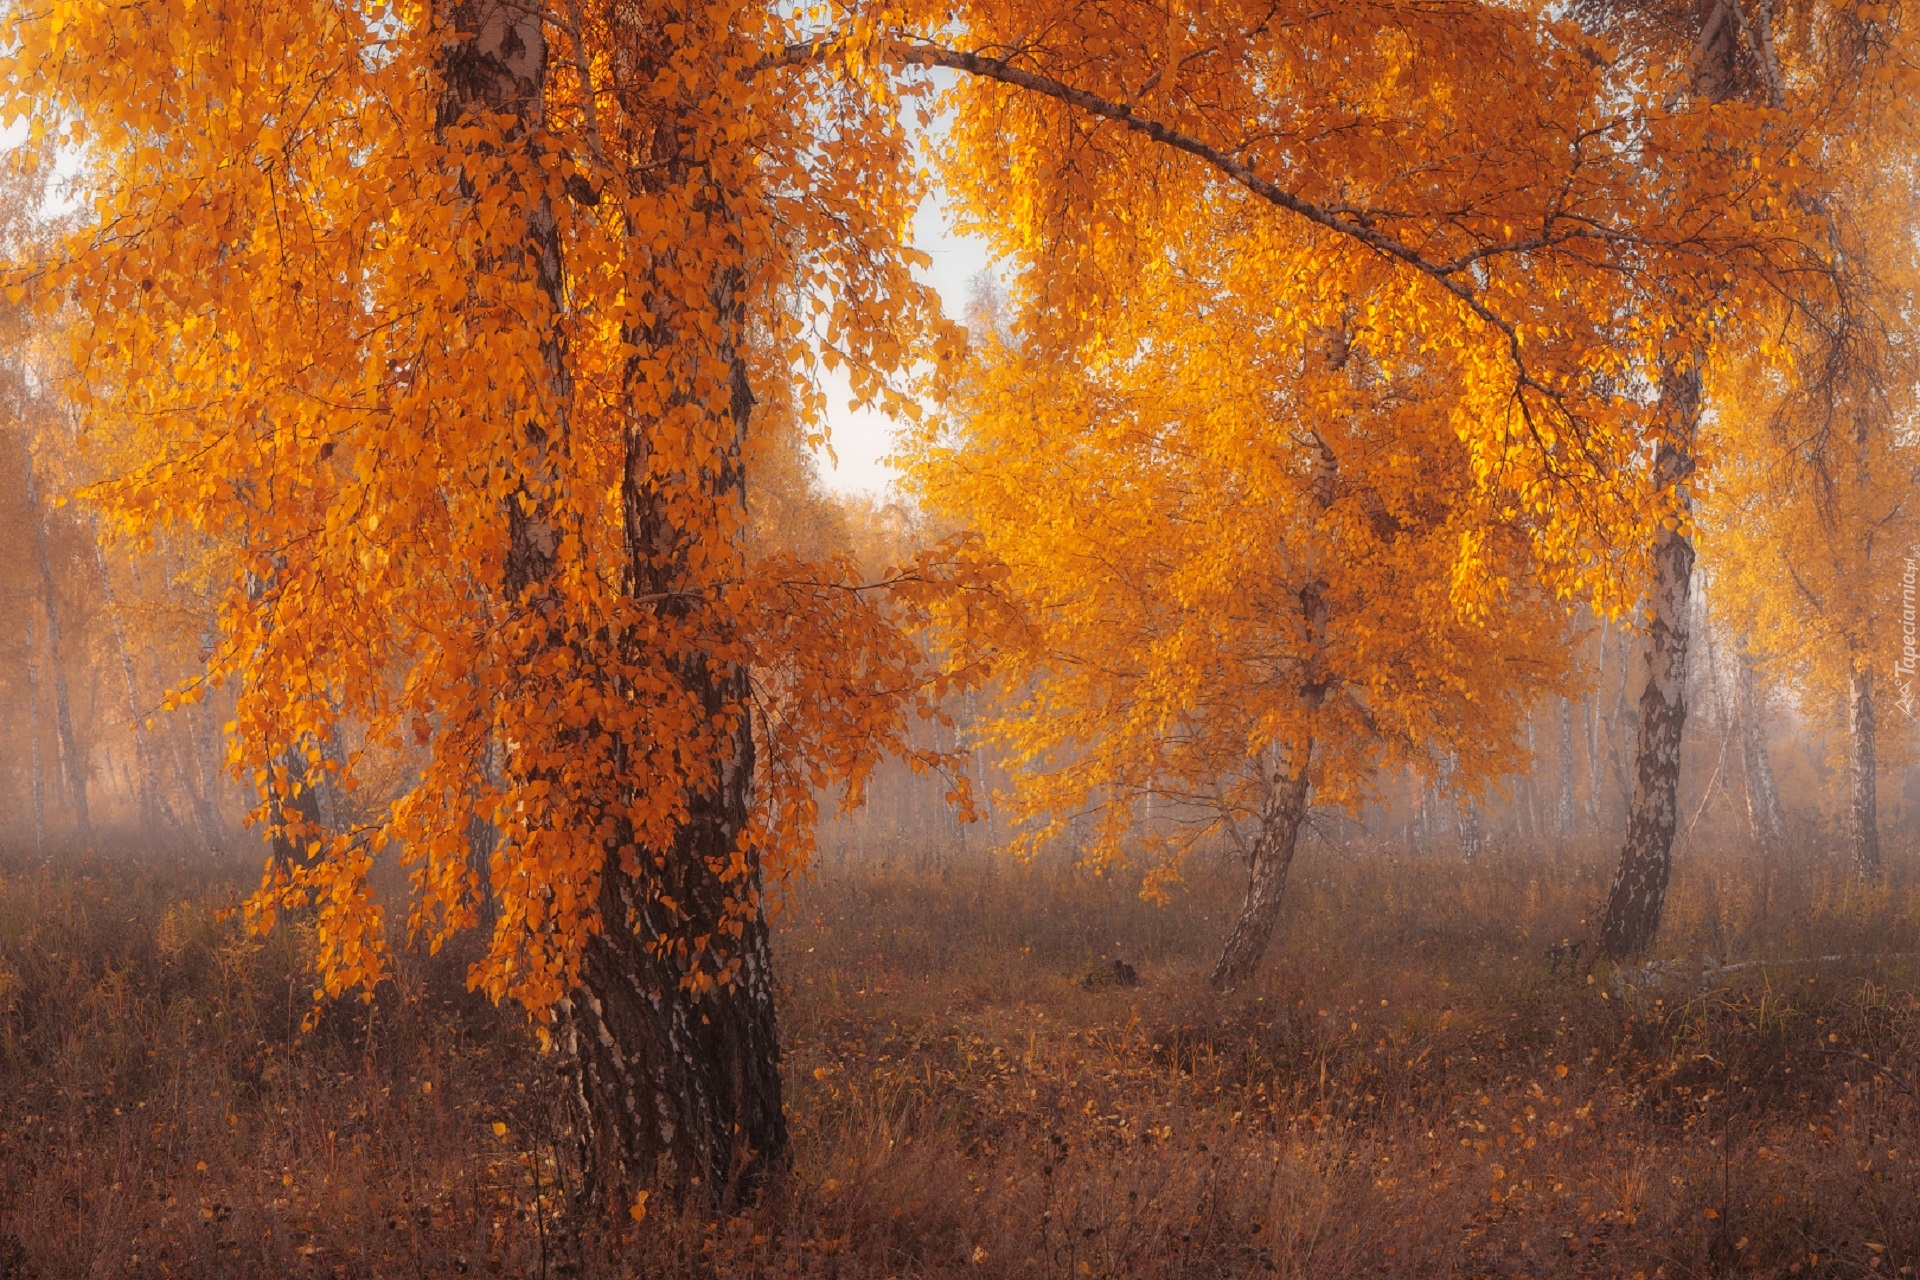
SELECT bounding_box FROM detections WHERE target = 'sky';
[808,195,996,498]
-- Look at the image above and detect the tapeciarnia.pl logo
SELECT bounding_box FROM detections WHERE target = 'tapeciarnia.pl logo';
[1898,548,1919,720]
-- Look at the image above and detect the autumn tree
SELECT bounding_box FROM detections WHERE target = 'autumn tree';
[1,0,989,1208]
[1571,0,1920,957]
[1703,149,1920,877]
[907,209,1582,987]
[877,0,1864,970]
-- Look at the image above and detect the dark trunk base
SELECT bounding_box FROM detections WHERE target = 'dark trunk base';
[564,865,787,1214]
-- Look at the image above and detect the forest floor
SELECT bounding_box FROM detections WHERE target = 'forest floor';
[4,834,1920,1278]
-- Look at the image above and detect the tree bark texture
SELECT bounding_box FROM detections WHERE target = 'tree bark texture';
[1847,667,1881,876]
[1600,425,1698,961]
[554,17,788,1206]
[1210,750,1314,990]
[565,284,786,1205]
[436,0,781,1212]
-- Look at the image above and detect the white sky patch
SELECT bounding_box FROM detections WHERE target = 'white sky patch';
[810,191,996,498]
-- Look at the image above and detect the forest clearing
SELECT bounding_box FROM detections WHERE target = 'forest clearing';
[6,838,1920,1278]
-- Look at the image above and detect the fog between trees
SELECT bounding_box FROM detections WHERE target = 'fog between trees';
[4,0,1920,1253]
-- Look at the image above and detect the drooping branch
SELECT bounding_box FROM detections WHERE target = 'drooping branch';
[760,34,1597,354]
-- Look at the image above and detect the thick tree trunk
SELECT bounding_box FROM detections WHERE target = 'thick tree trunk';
[566,269,787,1205]
[1210,750,1313,990]
[1600,427,1697,960]
[538,6,791,1195]
[432,0,781,1211]
[563,669,785,1209]
[29,466,91,847]
[1847,667,1881,876]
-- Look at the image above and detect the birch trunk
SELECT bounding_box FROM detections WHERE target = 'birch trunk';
[28,464,91,847]
[25,615,45,857]
[1210,750,1313,990]
[1600,425,1697,960]
[553,15,787,1203]
[436,0,781,1211]
[1457,793,1483,862]
[1557,697,1576,839]
[1736,646,1786,855]
[1208,429,1335,989]
[1847,667,1881,876]
[94,543,170,834]
[1586,627,1605,828]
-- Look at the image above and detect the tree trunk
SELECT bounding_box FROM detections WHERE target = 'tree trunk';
[1557,696,1576,839]
[563,685,784,1211]
[1600,425,1698,960]
[95,542,171,835]
[432,0,780,1211]
[1609,618,1637,818]
[25,615,45,858]
[545,12,789,1200]
[1521,712,1541,841]
[29,464,91,847]
[564,270,787,1205]
[1735,644,1785,855]
[266,748,326,873]
[1847,666,1881,876]
[1210,749,1313,990]
[172,707,222,847]
[1586,626,1605,829]
[1210,426,1336,990]
[1457,793,1483,861]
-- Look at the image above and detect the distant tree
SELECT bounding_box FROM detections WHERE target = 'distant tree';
[907,219,1581,988]
[1704,154,1920,877]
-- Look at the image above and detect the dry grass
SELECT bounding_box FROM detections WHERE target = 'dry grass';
[5,834,1920,1278]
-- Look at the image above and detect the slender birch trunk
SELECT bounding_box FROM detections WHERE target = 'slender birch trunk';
[1211,751,1313,989]
[1208,429,1337,989]
[1585,629,1604,829]
[25,615,45,858]
[1457,793,1483,862]
[1600,424,1698,960]
[1736,645,1786,854]
[28,463,91,847]
[1557,696,1576,839]
[1847,666,1881,876]
[94,542,170,834]
[1521,712,1541,841]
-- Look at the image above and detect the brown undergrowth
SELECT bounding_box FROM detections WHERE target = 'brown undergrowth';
[3,836,1920,1278]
